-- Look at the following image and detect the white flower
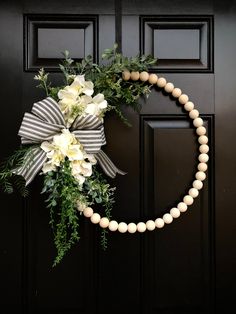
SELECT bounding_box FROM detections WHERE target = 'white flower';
[52,129,77,155]
[85,93,107,116]
[41,161,57,173]
[71,75,94,96]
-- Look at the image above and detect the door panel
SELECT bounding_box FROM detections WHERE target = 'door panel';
[0,1,235,314]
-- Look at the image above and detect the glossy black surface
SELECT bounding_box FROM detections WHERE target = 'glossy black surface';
[0,1,235,313]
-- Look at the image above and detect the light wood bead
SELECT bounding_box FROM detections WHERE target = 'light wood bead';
[109,220,118,232]
[170,207,181,218]
[184,101,194,111]
[196,126,206,136]
[199,144,209,154]
[193,180,203,190]
[118,222,128,233]
[189,188,199,198]
[137,222,147,233]
[139,71,149,82]
[90,213,101,224]
[193,117,204,128]
[164,82,174,93]
[163,213,173,224]
[157,77,167,88]
[179,94,189,104]
[122,71,131,81]
[127,223,137,233]
[155,218,165,228]
[130,71,140,81]
[199,153,209,163]
[83,207,94,218]
[195,171,206,181]
[172,88,182,98]
[99,217,109,228]
[198,135,208,145]
[148,73,158,84]
[146,220,156,231]
[183,195,194,205]
[189,109,199,119]
[177,202,188,212]
[198,163,208,172]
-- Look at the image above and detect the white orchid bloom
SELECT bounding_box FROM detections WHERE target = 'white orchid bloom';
[67,145,84,161]
[80,161,93,177]
[53,129,77,155]
[58,85,78,101]
[85,93,107,116]
[71,75,94,96]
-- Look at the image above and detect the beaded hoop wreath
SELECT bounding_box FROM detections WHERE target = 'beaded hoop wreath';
[82,71,209,234]
[0,48,209,265]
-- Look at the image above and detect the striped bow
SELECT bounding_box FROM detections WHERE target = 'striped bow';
[15,97,125,185]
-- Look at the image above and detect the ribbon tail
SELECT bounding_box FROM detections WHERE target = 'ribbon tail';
[96,150,126,178]
[13,147,47,186]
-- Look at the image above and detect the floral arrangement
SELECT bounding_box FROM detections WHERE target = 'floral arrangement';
[0,45,156,266]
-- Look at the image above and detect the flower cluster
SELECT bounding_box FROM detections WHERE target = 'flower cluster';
[58,75,108,127]
[41,129,96,185]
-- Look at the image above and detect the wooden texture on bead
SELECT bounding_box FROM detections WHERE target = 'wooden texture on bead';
[146,220,155,231]
[109,220,118,231]
[164,82,174,93]
[195,171,206,181]
[177,202,188,212]
[196,126,206,136]
[163,213,173,224]
[193,180,203,190]
[148,73,158,84]
[130,71,139,81]
[118,222,128,233]
[179,94,189,104]
[198,135,208,144]
[189,109,199,119]
[189,188,199,198]
[155,218,165,228]
[122,71,131,81]
[184,101,194,111]
[157,77,167,88]
[127,223,137,233]
[198,153,209,163]
[139,71,149,82]
[83,207,93,218]
[198,162,208,172]
[172,88,182,98]
[183,195,194,205]
[199,144,209,154]
[90,213,101,224]
[137,222,146,232]
[99,217,109,228]
[170,207,181,218]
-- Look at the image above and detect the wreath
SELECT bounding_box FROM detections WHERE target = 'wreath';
[0,44,209,266]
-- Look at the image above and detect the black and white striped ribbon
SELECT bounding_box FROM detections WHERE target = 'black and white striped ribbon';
[15,97,125,185]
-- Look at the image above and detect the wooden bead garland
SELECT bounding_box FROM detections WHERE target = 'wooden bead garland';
[80,72,209,233]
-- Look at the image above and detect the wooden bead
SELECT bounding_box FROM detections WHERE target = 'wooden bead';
[148,73,158,84]
[198,163,208,172]
[184,101,194,111]
[172,88,182,98]
[193,180,203,190]
[179,94,189,104]
[189,109,199,119]
[118,222,128,233]
[109,220,118,231]
[189,188,199,198]
[196,126,206,136]
[198,153,209,163]
[198,135,208,144]
[155,218,165,228]
[127,223,137,233]
[195,171,206,181]
[139,71,149,82]
[130,71,140,81]
[83,207,93,218]
[199,144,209,154]
[90,213,101,224]
[177,202,188,212]
[122,71,131,81]
[170,207,181,218]
[183,195,194,205]
[163,213,173,224]
[146,220,156,231]
[193,117,203,127]
[164,82,174,93]
[99,217,109,228]
[157,77,167,88]
[137,222,146,232]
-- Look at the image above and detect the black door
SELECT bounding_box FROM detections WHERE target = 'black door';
[0,1,235,313]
